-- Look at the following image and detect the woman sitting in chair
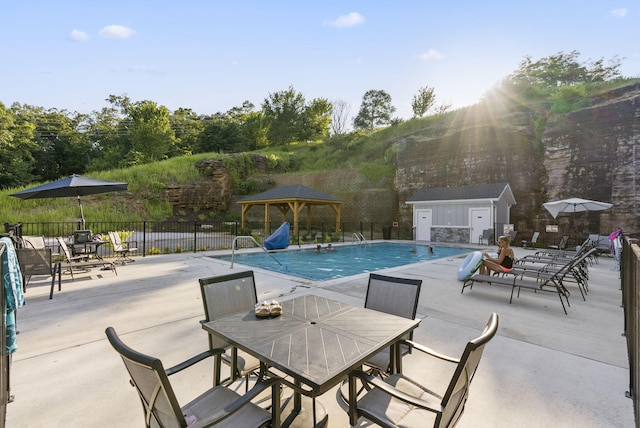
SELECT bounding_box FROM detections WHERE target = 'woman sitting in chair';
[478,235,514,275]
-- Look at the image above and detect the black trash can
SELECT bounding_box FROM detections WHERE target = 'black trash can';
[382,225,392,240]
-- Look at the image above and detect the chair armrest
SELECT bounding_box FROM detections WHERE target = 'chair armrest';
[401,339,460,364]
[189,377,282,428]
[165,349,222,376]
[351,370,443,414]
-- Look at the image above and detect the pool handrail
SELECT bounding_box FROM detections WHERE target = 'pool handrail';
[230,236,282,268]
[353,233,367,244]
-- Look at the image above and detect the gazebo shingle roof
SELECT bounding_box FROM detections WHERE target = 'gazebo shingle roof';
[239,184,342,202]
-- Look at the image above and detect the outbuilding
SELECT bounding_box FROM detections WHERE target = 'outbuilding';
[406,183,516,244]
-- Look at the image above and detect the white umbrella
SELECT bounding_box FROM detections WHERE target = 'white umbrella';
[543,198,613,219]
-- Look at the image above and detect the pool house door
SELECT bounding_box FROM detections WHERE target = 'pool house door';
[470,208,491,244]
[416,209,432,241]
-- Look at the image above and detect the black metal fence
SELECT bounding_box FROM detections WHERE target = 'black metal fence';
[7,221,413,259]
[621,237,640,428]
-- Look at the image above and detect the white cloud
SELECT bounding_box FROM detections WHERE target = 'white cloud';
[611,8,627,18]
[99,24,136,39]
[417,49,444,62]
[128,65,163,75]
[329,12,365,28]
[70,29,89,41]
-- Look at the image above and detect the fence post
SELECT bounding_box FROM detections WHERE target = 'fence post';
[193,223,198,253]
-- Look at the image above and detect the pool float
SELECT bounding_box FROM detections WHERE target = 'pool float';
[457,251,483,281]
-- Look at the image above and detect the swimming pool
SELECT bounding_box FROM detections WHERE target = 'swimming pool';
[211,243,472,281]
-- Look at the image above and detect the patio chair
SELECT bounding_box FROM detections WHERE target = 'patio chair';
[363,273,423,375]
[105,327,280,428]
[549,235,569,250]
[56,237,116,280]
[199,271,262,391]
[521,232,539,248]
[108,231,137,264]
[348,313,499,427]
[16,236,61,296]
[478,229,493,245]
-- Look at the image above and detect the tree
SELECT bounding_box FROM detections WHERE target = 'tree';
[0,102,36,189]
[127,101,177,164]
[353,90,396,130]
[262,86,306,145]
[170,108,201,156]
[509,50,622,88]
[262,86,331,145]
[330,99,351,135]
[301,97,332,141]
[411,86,436,118]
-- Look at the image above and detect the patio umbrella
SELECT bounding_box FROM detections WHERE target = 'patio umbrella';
[10,174,128,228]
[543,198,613,219]
[543,197,613,239]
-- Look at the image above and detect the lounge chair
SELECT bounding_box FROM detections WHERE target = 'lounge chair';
[462,255,576,314]
[510,248,597,301]
[105,327,281,428]
[107,231,137,264]
[348,313,499,427]
[56,237,116,280]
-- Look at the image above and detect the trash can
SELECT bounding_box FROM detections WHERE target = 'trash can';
[382,225,392,240]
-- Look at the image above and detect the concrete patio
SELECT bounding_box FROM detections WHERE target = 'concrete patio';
[6,243,635,427]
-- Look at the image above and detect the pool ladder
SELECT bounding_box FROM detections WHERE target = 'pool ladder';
[353,232,367,244]
[230,236,282,268]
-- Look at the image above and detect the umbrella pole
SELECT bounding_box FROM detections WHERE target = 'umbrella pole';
[78,195,85,229]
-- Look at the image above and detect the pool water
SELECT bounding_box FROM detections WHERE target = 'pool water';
[211,243,471,281]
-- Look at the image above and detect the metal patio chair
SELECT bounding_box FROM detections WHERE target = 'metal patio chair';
[198,271,262,391]
[348,313,499,428]
[363,273,423,375]
[105,327,280,428]
[108,231,137,264]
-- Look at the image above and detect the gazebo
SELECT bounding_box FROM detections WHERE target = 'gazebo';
[238,185,343,236]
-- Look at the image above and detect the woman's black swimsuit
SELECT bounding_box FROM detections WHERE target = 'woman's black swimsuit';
[500,254,514,269]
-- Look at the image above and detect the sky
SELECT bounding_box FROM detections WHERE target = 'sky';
[2,1,639,121]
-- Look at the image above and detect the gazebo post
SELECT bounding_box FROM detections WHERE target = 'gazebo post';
[264,203,270,235]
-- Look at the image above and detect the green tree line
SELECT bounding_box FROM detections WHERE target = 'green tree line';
[0,51,628,191]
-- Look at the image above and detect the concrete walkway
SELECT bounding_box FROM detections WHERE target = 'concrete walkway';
[6,243,635,427]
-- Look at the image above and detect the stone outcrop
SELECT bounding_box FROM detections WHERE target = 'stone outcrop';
[167,83,640,234]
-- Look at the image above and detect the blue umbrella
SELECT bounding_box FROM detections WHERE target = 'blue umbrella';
[10,174,128,228]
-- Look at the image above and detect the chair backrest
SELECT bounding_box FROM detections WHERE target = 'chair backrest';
[21,236,46,249]
[437,313,499,428]
[16,247,53,276]
[365,273,422,320]
[56,237,73,261]
[105,327,185,428]
[108,231,123,251]
[199,271,258,349]
[557,235,569,249]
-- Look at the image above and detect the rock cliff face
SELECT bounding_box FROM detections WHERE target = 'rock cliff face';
[171,83,640,235]
[393,82,640,234]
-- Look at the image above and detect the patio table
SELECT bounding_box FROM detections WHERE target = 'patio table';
[71,240,108,260]
[202,294,421,427]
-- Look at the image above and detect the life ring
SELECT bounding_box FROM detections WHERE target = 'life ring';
[457,251,483,281]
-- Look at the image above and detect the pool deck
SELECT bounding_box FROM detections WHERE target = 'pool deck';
[6,242,635,427]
